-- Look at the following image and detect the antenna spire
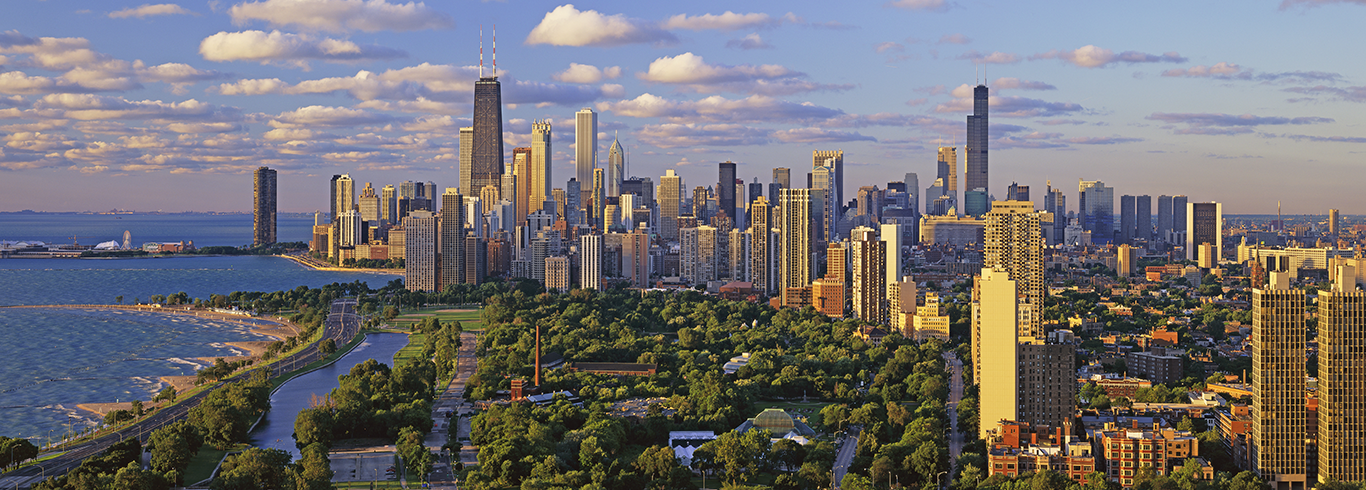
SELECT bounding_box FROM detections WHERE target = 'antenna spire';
[479,25,484,78]
[492,24,497,78]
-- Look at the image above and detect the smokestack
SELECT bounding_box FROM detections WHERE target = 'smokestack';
[534,324,542,387]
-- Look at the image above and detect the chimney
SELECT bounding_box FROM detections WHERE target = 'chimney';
[1131,419,1138,429]
[534,325,542,387]
[1031,432,1037,445]
[1056,427,1063,445]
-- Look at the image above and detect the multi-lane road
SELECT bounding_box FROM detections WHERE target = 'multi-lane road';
[0,299,358,489]
[427,330,479,489]
[944,351,966,487]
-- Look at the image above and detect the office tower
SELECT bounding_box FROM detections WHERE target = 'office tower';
[358,183,379,223]
[983,200,1046,338]
[1136,195,1152,244]
[623,230,650,288]
[728,227,747,282]
[579,233,604,290]
[937,146,957,202]
[1118,244,1136,277]
[459,126,474,195]
[973,267,1018,439]
[1006,182,1028,203]
[472,60,504,193]
[403,210,438,291]
[1251,272,1307,490]
[779,188,819,307]
[718,161,737,222]
[565,179,581,225]
[253,167,276,246]
[607,137,624,198]
[329,174,343,221]
[440,189,465,288]
[681,225,719,284]
[748,179,763,205]
[529,120,552,214]
[1078,180,1114,244]
[1043,181,1065,246]
[813,150,843,216]
[511,146,531,224]
[576,108,597,206]
[551,188,566,220]
[1317,265,1366,483]
[530,234,549,281]
[812,160,837,241]
[333,174,355,218]
[1157,195,1174,244]
[621,177,655,207]
[881,222,902,294]
[749,196,772,295]
[915,292,950,341]
[1120,195,1135,245]
[851,227,888,325]
[1186,202,1222,262]
[773,167,791,190]
[963,190,988,217]
[545,256,570,291]
[1329,209,1341,237]
[399,180,416,200]
[825,241,847,285]
[592,168,606,227]
[1172,195,1188,239]
[964,84,989,216]
[904,172,920,215]
[464,235,486,285]
[659,170,684,240]
[381,184,396,224]
[856,185,881,219]
[337,210,363,247]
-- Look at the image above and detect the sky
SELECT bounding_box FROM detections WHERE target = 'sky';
[0,0,1364,214]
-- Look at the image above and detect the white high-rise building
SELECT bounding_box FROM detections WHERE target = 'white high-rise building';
[403,210,438,292]
[338,210,363,247]
[607,137,624,198]
[459,127,474,196]
[530,121,552,214]
[575,108,597,207]
[579,233,603,291]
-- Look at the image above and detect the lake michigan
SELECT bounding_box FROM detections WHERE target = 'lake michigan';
[0,213,401,444]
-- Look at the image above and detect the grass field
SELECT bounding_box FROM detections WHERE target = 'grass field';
[392,332,425,369]
[183,446,230,485]
[388,307,484,331]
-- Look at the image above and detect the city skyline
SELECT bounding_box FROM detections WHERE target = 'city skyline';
[1,0,1365,213]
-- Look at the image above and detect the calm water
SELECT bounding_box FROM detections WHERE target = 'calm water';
[0,217,401,442]
[250,333,408,460]
[0,212,317,248]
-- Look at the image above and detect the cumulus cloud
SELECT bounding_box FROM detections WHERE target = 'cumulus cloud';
[525,5,677,47]
[1147,112,1333,135]
[552,63,622,84]
[885,0,948,11]
[660,11,782,31]
[726,33,773,50]
[199,30,408,67]
[270,105,393,128]
[956,50,1019,64]
[938,33,970,45]
[228,0,453,33]
[33,93,241,121]
[108,4,196,19]
[1030,45,1186,68]
[1162,63,1343,84]
[992,77,1055,91]
[772,127,876,143]
[636,52,850,95]
[597,93,843,123]
[635,123,769,148]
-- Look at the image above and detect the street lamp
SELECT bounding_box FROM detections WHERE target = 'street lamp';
[936,470,948,490]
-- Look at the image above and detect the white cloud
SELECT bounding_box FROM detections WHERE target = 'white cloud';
[1030,45,1186,68]
[885,0,948,11]
[772,127,876,143]
[725,33,773,50]
[139,62,227,84]
[199,30,408,67]
[164,122,242,133]
[552,63,621,84]
[525,5,677,47]
[956,50,1019,64]
[34,93,241,121]
[638,53,794,84]
[228,0,453,33]
[660,11,781,31]
[269,105,393,128]
[875,42,905,54]
[109,4,195,19]
[597,93,843,123]
[213,78,289,95]
[635,123,769,148]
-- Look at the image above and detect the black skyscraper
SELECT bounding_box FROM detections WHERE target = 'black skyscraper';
[472,75,504,193]
[253,167,276,246]
[965,84,989,215]
[718,161,736,219]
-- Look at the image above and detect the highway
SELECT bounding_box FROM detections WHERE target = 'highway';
[832,426,861,489]
[427,331,479,489]
[0,299,359,489]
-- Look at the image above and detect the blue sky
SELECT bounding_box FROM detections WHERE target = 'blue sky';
[0,0,1363,213]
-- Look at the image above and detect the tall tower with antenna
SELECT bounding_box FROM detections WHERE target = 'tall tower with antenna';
[964,74,989,216]
[471,25,505,194]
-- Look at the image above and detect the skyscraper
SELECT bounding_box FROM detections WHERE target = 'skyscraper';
[459,127,474,195]
[1172,195,1189,240]
[773,167,791,190]
[381,184,396,224]
[472,61,504,194]
[359,182,379,223]
[530,120,552,214]
[1119,195,1136,245]
[983,200,1046,338]
[1329,208,1341,237]
[1157,195,1173,244]
[1317,265,1366,483]
[330,174,343,221]
[440,188,465,289]
[607,137,624,198]
[333,174,355,219]
[1136,195,1152,244]
[718,161,736,221]
[937,146,958,205]
[973,267,1018,439]
[580,233,603,290]
[1251,272,1307,490]
[404,210,438,291]
[1186,202,1222,262]
[576,108,597,205]
[779,188,819,307]
[851,227,888,325]
[253,167,276,247]
[592,168,605,228]
[1043,181,1065,246]
[812,150,843,217]
[1006,182,1029,203]
[964,84,989,216]
[881,223,903,316]
[660,170,684,240]
[749,196,772,295]
[904,172,920,215]
[1078,180,1113,244]
[811,160,837,241]
[512,147,531,225]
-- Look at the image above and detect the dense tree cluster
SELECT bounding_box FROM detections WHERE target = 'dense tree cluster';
[209,443,332,490]
[0,436,39,468]
[292,358,435,450]
[32,438,168,490]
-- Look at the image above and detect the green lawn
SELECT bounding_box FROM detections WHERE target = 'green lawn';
[334,480,403,488]
[184,446,230,485]
[388,307,482,329]
[392,332,426,369]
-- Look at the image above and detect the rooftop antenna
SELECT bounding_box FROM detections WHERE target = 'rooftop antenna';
[492,24,497,78]
[479,24,484,78]
[1277,201,1283,233]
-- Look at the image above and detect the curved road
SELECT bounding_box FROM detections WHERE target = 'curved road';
[0,299,359,489]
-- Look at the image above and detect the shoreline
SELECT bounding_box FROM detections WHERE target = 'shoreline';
[276,253,405,275]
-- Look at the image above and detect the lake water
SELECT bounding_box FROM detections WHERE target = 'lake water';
[0,217,402,442]
[0,212,318,248]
